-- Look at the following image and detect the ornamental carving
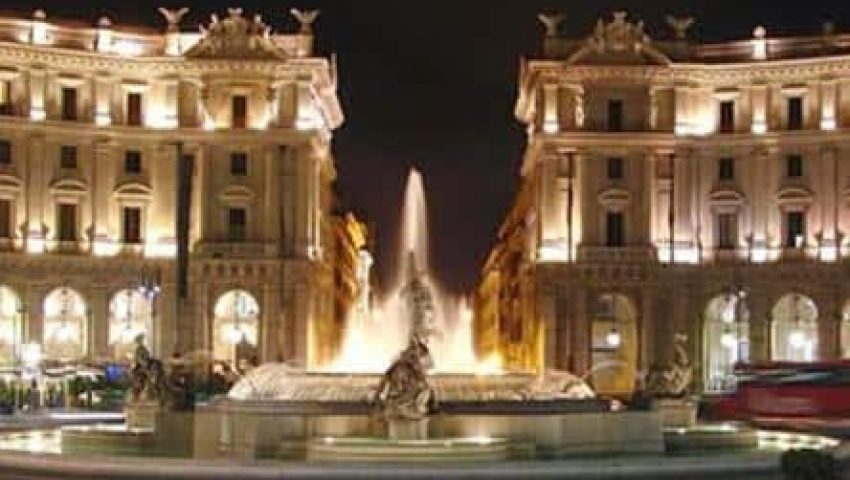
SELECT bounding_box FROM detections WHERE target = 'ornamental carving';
[589,12,648,54]
[186,9,285,60]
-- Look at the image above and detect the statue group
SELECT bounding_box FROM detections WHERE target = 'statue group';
[128,334,193,411]
[373,254,437,422]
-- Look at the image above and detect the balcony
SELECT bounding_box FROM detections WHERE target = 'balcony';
[577,245,657,264]
[196,241,277,258]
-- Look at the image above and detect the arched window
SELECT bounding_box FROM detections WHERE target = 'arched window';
[212,290,259,365]
[0,286,22,365]
[43,287,87,362]
[704,293,750,392]
[109,289,153,362]
[771,294,818,361]
[590,293,637,396]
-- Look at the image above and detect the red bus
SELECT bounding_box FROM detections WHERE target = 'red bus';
[711,361,850,420]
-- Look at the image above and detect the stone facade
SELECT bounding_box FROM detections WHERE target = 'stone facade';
[477,12,850,395]
[0,9,347,368]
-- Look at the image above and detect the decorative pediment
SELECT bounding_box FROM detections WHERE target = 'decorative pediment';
[566,12,671,66]
[776,185,813,206]
[185,9,286,60]
[49,178,88,197]
[218,185,255,205]
[597,187,631,211]
[708,187,746,210]
[0,173,21,196]
[113,180,152,202]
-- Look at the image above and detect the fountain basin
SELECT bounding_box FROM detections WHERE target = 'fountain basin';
[306,436,515,462]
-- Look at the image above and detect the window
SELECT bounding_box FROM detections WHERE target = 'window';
[124,150,142,174]
[607,99,623,132]
[785,211,806,248]
[0,140,10,165]
[716,213,737,250]
[605,212,625,247]
[60,145,77,169]
[718,157,735,181]
[606,157,623,180]
[228,208,247,242]
[0,81,12,115]
[230,152,248,176]
[0,199,10,238]
[232,95,247,129]
[61,87,77,121]
[127,92,142,126]
[787,154,804,178]
[122,207,141,244]
[57,204,77,242]
[719,100,735,133]
[787,97,803,130]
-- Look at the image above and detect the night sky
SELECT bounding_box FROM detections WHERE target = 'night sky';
[12,1,850,293]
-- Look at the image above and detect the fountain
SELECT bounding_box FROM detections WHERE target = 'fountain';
[0,169,842,477]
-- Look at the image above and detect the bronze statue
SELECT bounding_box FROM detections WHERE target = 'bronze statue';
[373,337,435,421]
[129,334,166,403]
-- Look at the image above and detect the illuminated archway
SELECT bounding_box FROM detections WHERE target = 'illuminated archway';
[703,293,750,392]
[212,290,259,364]
[0,286,22,365]
[590,293,637,396]
[771,294,818,361]
[109,289,153,362]
[43,287,87,362]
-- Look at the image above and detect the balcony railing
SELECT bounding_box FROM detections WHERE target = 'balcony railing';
[196,241,277,258]
[576,245,658,264]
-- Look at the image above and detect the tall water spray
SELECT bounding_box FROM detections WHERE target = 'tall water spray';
[324,168,489,373]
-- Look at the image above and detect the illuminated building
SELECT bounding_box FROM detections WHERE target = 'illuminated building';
[0,8,346,367]
[478,12,850,394]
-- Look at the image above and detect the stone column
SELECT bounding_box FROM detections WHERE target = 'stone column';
[639,287,655,371]
[747,292,771,362]
[90,286,110,360]
[572,287,589,375]
[541,83,559,133]
[536,276,558,369]
[25,285,45,346]
[817,291,841,360]
[26,133,46,250]
[92,139,113,246]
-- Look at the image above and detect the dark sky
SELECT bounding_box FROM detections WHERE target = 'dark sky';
[13,1,850,293]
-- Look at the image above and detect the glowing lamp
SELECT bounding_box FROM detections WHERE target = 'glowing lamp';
[721,333,738,350]
[788,330,806,350]
[606,328,621,348]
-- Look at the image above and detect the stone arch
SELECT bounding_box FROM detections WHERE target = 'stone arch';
[43,287,88,362]
[212,289,260,366]
[771,293,818,361]
[703,292,750,392]
[590,293,637,396]
[108,288,154,362]
[0,285,22,365]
